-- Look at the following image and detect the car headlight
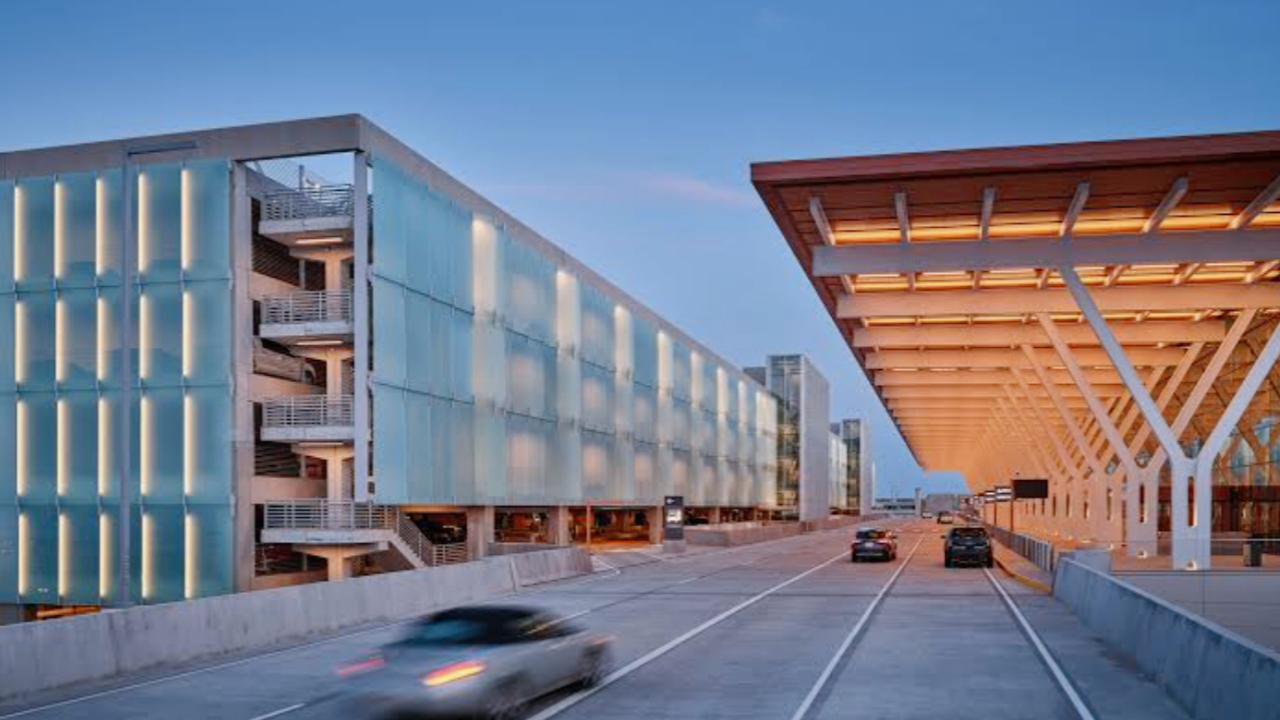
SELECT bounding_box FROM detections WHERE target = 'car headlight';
[423,660,486,687]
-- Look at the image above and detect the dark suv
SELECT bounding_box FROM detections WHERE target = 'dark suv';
[943,526,993,568]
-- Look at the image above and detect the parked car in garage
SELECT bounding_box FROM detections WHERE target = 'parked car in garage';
[851,527,898,562]
[936,511,955,524]
[943,526,993,568]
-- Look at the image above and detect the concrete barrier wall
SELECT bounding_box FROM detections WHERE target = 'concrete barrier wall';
[686,522,801,546]
[1115,570,1280,652]
[0,548,590,702]
[1054,558,1280,720]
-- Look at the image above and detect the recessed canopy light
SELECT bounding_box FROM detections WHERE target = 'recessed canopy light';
[294,237,345,246]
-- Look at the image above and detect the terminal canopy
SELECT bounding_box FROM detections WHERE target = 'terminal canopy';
[752,131,1280,520]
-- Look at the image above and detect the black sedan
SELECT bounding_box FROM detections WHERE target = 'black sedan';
[943,526,994,568]
[851,527,898,562]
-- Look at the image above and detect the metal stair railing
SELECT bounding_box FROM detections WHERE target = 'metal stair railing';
[261,289,353,325]
[263,500,470,567]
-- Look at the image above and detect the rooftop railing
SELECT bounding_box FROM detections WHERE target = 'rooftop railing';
[262,184,355,221]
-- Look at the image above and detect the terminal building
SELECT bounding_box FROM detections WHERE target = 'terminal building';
[0,116,787,617]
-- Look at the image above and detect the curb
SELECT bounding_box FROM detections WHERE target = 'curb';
[994,555,1052,594]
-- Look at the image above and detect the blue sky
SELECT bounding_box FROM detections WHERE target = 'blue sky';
[3,1,1278,496]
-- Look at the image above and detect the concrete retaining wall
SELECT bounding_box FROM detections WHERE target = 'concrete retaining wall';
[686,522,801,547]
[1116,570,1280,652]
[1054,558,1280,720]
[0,548,590,702]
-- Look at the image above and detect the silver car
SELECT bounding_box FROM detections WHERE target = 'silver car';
[339,605,613,719]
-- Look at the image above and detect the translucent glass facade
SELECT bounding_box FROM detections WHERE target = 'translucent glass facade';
[370,158,777,507]
[0,160,234,608]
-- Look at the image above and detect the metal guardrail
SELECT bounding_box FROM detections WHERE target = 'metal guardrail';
[986,523,1057,573]
[261,290,353,325]
[262,395,353,428]
[263,500,468,568]
[263,185,355,221]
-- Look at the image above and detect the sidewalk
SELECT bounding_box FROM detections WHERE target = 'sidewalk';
[992,543,1053,593]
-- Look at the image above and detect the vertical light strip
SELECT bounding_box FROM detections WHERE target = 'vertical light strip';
[58,512,69,600]
[98,397,110,497]
[55,298,65,383]
[136,170,148,274]
[17,513,29,597]
[99,512,111,599]
[140,512,152,601]
[182,290,192,379]
[183,512,196,600]
[96,296,107,382]
[139,394,150,497]
[15,399,27,497]
[180,167,191,272]
[138,292,150,380]
[183,393,193,496]
[54,179,65,280]
[95,176,106,276]
[14,299,25,386]
[56,398,68,496]
[13,184,23,284]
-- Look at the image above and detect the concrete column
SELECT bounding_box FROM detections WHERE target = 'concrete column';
[645,507,662,545]
[466,506,495,559]
[546,506,570,546]
[230,162,257,594]
[328,556,353,582]
[353,152,371,502]
[708,507,722,524]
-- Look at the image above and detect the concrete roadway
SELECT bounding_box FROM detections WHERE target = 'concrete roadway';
[0,520,1192,720]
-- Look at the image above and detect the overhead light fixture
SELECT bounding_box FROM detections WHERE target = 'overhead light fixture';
[297,441,345,448]
[295,339,345,347]
[294,237,345,246]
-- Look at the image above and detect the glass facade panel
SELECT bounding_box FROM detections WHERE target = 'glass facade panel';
[57,173,98,288]
[16,176,55,291]
[137,164,182,283]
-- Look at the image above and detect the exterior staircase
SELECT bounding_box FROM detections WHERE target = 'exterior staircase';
[261,500,468,569]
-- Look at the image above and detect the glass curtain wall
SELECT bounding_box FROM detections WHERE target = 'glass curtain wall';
[0,159,233,608]
[369,156,777,508]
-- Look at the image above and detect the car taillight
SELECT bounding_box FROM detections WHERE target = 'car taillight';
[337,655,385,676]
[423,660,486,687]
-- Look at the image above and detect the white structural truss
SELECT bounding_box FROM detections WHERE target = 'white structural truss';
[755,129,1280,569]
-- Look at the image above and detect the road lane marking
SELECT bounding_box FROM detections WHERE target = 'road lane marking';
[671,576,698,585]
[788,538,923,720]
[525,548,853,720]
[245,704,306,720]
[984,569,1097,720]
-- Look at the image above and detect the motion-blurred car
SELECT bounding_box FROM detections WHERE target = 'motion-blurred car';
[943,526,993,568]
[921,511,934,520]
[936,511,955,524]
[851,527,898,562]
[339,605,613,718]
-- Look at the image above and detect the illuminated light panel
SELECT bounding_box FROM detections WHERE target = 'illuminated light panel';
[95,176,107,276]
[58,512,69,599]
[184,393,194,496]
[181,168,192,272]
[18,513,29,596]
[294,236,345,246]
[141,513,153,601]
[139,292,151,380]
[137,170,149,273]
[184,513,196,600]
[140,394,152,497]
[55,298,66,383]
[294,339,345,347]
[15,299,26,386]
[14,184,24,283]
[16,400,27,496]
[96,296,107,381]
[99,512,111,599]
[182,290,192,379]
[54,179,65,279]
[57,398,68,496]
[98,398,110,496]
